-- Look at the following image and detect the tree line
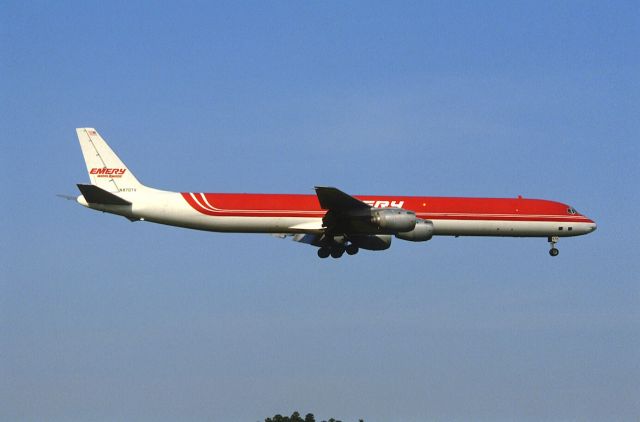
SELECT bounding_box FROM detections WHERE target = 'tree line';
[264,411,363,422]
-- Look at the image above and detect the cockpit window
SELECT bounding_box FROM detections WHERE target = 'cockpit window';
[567,207,577,215]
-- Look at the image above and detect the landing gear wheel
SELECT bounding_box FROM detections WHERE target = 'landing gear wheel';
[330,247,345,259]
[345,244,359,255]
[317,247,330,258]
[547,236,560,257]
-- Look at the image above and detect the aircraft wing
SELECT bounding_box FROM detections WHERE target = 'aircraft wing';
[269,188,371,246]
[313,186,376,236]
[314,186,370,211]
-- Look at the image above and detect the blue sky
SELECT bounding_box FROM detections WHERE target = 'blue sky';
[1,1,639,421]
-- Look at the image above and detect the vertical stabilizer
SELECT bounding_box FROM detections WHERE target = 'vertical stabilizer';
[76,128,143,192]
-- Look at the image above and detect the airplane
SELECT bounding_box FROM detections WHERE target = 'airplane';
[71,128,597,258]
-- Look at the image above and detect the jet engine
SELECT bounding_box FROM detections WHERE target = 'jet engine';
[395,219,434,242]
[370,208,417,232]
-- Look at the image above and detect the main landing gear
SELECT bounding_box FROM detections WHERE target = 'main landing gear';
[548,236,560,257]
[317,243,359,259]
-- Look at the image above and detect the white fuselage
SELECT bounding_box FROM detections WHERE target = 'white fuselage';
[79,188,596,238]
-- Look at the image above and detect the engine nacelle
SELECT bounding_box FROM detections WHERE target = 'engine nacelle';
[349,234,392,250]
[370,208,417,233]
[395,219,434,242]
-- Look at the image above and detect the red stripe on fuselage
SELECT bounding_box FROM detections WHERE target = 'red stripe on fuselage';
[180,192,593,223]
[181,192,326,218]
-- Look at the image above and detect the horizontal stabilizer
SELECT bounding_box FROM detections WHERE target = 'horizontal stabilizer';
[314,186,370,211]
[77,184,132,205]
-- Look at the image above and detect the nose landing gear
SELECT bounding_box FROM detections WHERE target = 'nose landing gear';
[548,236,560,256]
